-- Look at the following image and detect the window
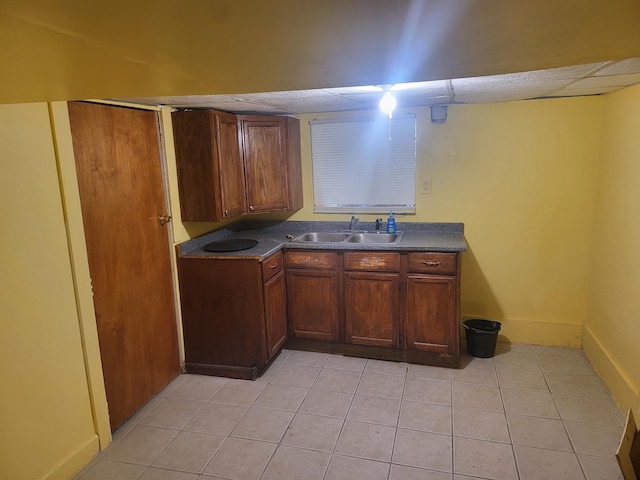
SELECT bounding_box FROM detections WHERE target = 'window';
[310,115,416,214]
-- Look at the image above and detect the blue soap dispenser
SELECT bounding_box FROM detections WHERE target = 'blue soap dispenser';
[387,211,396,234]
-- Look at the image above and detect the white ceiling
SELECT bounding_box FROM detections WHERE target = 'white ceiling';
[120,57,640,115]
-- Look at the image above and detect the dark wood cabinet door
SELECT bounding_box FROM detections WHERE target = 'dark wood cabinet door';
[406,275,456,354]
[172,109,246,221]
[345,272,400,348]
[241,117,289,213]
[178,257,268,377]
[215,112,247,218]
[286,269,340,341]
[264,270,287,360]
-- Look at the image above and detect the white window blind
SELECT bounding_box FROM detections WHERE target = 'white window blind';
[310,115,416,214]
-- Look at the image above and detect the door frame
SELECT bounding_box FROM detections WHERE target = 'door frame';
[50,100,184,449]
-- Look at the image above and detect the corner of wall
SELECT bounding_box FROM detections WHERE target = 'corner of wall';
[42,435,100,480]
[583,325,639,418]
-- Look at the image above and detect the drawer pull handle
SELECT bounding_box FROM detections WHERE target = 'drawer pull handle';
[422,261,441,266]
[270,263,278,269]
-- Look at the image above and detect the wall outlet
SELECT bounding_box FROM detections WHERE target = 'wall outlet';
[422,178,432,194]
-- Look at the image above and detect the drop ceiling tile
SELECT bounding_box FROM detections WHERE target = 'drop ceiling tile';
[327,85,384,95]
[564,73,640,89]
[545,87,618,97]
[454,89,553,103]
[121,95,235,107]
[451,73,568,103]
[240,89,334,102]
[392,91,451,107]
[259,95,362,112]
[116,59,640,113]
[594,57,640,76]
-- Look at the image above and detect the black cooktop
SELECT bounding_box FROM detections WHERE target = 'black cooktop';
[203,238,259,253]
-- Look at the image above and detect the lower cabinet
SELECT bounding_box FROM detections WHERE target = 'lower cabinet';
[404,252,460,364]
[177,247,461,379]
[285,251,340,342]
[177,251,287,379]
[405,275,456,354]
[285,249,461,367]
[263,255,288,361]
[344,252,400,348]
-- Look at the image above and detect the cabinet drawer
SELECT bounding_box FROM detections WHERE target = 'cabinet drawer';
[286,251,337,270]
[407,252,456,275]
[344,252,400,272]
[262,251,284,282]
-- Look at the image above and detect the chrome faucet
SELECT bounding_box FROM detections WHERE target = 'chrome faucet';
[375,218,383,233]
[349,216,360,230]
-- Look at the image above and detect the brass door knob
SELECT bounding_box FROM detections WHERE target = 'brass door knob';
[158,214,172,225]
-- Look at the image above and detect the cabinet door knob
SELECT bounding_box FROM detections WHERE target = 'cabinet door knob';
[249,205,255,212]
[422,261,441,266]
[224,209,229,216]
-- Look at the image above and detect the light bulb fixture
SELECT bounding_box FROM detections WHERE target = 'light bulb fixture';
[379,91,396,119]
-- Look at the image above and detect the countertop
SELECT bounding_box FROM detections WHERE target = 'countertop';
[177,220,467,260]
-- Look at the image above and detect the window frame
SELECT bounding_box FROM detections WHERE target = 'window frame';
[309,115,417,215]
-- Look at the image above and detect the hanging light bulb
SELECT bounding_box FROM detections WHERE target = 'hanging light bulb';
[379,91,396,119]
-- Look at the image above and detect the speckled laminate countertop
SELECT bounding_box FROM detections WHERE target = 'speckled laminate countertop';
[177,220,467,260]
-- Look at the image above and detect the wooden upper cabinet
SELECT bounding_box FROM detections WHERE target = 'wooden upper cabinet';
[240,115,303,214]
[172,110,302,222]
[172,109,246,221]
[241,116,288,213]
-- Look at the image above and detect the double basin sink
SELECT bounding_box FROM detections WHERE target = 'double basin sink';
[291,231,404,244]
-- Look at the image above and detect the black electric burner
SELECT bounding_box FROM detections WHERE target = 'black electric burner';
[203,238,259,253]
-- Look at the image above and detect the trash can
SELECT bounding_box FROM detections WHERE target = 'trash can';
[463,319,502,358]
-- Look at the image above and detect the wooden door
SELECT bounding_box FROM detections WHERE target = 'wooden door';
[344,272,400,348]
[286,269,340,341]
[264,270,287,360]
[405,275,456,354]
[68,101,180,431]
[241,116,289,213]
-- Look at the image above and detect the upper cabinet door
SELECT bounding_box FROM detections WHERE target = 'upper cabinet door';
[173,110,302,221]
[215,112,247,219]
[241,116,289,214]
[172,109,246,221]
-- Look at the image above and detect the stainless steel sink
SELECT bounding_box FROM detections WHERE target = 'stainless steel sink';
[292,232,350,243]
[346,232,403,243]
[291,231,404,244]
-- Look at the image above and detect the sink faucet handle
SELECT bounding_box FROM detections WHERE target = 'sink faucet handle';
[375,218,383,232]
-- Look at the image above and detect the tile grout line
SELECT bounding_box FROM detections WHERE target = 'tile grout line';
[78,346,624,480]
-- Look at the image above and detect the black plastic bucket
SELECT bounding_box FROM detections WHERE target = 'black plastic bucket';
[463,319,502,358]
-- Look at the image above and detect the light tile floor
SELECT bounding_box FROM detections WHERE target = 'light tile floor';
[75,344,626,480]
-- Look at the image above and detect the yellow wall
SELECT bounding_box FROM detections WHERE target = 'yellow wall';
[1,93,634,478]
[0,103,98,479]
[584,83,640,415]
[290,97,603,346]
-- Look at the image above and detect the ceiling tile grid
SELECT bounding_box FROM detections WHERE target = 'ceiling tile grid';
[119,58,640,114]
